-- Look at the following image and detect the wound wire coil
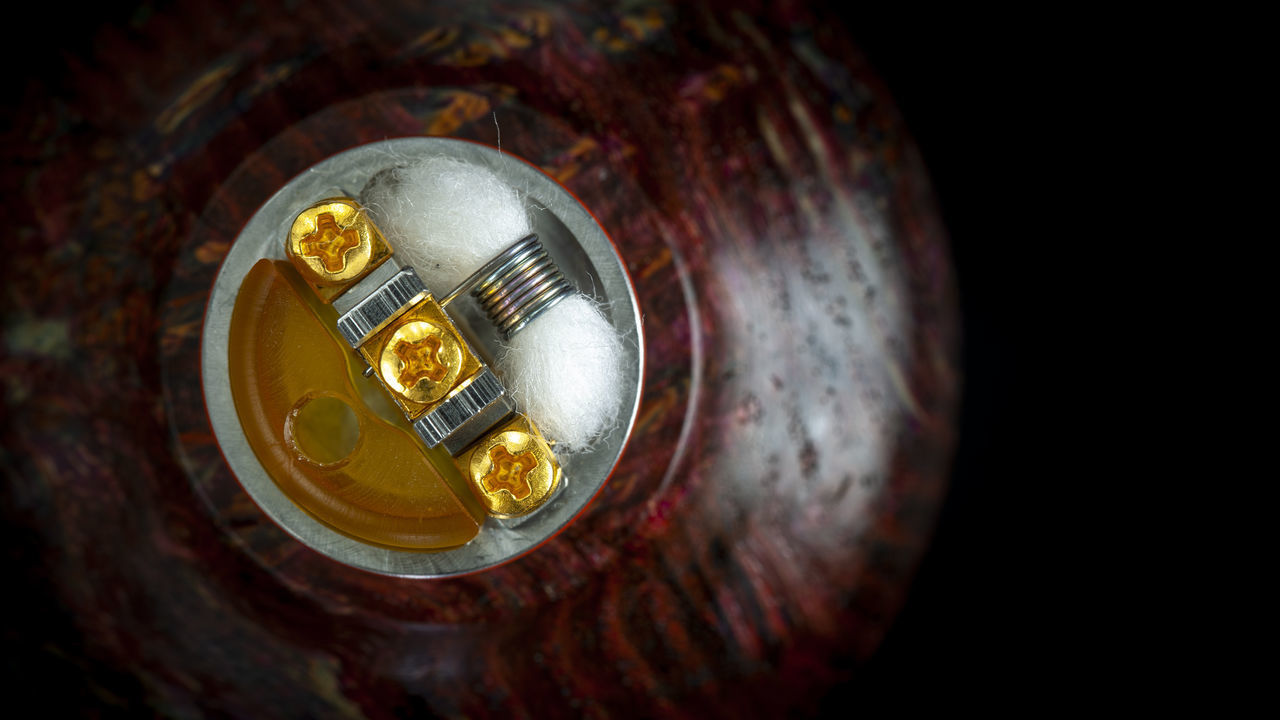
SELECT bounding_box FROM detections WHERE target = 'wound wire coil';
[467,233,574,339]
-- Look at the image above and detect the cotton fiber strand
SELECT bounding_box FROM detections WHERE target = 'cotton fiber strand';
[498,294,625,452]
[362,157,531,295]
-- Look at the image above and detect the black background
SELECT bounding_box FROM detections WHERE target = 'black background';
[842,7,1062,706]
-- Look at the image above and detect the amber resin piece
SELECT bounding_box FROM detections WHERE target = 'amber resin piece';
[228,259,481,550]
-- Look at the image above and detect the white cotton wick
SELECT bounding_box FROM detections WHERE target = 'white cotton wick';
[499,294,625,452]
[361,155,625,452]
[362,156,532,295]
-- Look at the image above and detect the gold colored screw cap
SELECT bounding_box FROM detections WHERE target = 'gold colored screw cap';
[460,414,562,518]
[286,199,392,302]
[359,295,484,420]
[378,320,464,406]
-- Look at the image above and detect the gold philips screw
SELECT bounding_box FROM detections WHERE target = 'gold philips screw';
[378,320,463,406]
[460,414,562,518]
[358,295,484,420]
[286,199,392,302]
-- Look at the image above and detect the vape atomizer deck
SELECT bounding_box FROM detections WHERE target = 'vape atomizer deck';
[203,138,642,577]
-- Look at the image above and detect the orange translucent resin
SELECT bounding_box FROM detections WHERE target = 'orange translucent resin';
[227,259,481,550]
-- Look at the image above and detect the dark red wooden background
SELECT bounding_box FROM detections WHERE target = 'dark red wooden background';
[2,1,966,716]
